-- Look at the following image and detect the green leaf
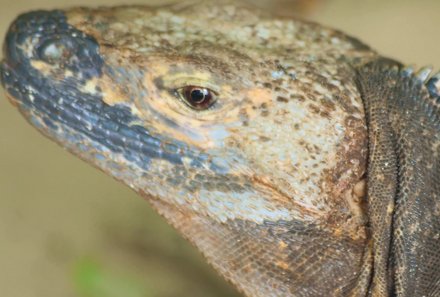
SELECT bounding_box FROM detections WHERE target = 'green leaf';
[73,258,153,297]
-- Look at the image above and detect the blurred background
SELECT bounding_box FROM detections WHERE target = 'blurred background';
[0,1,439,296]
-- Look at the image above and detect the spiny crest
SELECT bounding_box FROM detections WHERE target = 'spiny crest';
[403,65,440,102]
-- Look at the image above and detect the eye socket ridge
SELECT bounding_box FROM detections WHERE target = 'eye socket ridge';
[177,85,217,110]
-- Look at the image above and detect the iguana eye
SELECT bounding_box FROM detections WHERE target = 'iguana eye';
[178,86,217,110]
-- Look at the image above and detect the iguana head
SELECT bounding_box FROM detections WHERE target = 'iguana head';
[1,3,378,296]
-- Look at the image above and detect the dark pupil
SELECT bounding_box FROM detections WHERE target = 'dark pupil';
[190,88,207,103]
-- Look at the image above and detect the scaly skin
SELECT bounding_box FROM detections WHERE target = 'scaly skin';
[1,2,439,296]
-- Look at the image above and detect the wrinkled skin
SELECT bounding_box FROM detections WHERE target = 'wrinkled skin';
[1,2,439,297]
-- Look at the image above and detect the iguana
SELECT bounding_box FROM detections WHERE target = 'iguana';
[1,2,439,296]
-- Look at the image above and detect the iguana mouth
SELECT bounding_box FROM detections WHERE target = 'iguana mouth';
[0,10,206,171]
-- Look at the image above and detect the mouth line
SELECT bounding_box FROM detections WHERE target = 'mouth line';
[0,60,20,107]
[1,62,221,175]
[3,93,20,108]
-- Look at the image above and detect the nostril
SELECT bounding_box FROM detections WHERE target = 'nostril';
[3,10,67,65]
[3,9,104,81]
[37,36,78,65]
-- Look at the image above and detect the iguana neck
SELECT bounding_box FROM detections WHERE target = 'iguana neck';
[148,197,367,297]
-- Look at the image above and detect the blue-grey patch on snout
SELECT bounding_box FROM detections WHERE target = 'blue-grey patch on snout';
[0,10,224,173]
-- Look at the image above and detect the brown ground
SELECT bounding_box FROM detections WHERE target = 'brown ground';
[0,1,439,296]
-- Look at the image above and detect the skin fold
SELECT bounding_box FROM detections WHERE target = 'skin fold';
[1,2,439,296]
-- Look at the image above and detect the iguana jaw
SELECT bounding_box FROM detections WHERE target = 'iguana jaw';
[1,8,369,228]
